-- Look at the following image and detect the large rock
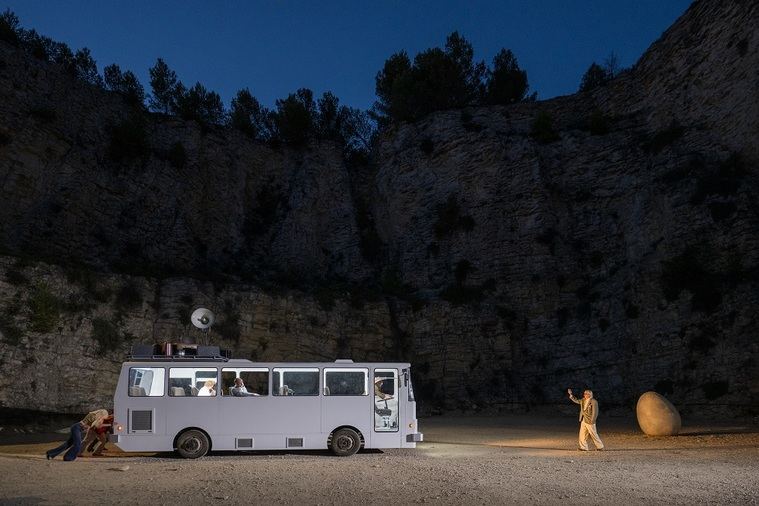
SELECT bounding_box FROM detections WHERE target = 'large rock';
[636,391,682,436]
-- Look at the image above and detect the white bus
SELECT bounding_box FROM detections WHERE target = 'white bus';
[111,348,423,458]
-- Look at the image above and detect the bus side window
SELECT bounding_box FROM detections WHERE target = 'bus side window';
[169,368,217,396]
[222,369,269,396]
[272,368,319,396]
[240,370,269,396]
[324,368,368,396]
[128,367,165,397]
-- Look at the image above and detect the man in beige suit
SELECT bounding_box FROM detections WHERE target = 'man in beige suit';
[568,389,605,451]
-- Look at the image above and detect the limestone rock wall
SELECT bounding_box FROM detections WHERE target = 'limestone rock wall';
[0,44,370,282]
[0,0,757,417]
[368,0,759,415]
[0,257,391,413]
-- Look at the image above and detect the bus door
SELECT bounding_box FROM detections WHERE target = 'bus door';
[322,368,371,439]
[371,368,401,447]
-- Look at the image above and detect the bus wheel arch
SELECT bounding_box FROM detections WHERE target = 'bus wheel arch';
[174,427,212,459]
[328,426,364,457]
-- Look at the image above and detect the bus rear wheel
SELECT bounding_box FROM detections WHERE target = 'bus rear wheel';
[330,428,361,457]
[176,429,210,459]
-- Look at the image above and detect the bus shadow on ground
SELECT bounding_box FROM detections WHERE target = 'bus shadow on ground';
[147,448,385,459]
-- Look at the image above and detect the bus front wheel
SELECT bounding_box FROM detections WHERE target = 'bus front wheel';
[330,428,361,457]
[176,429,210,459]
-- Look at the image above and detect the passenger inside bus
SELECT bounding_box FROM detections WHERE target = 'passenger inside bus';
[374,376,399,430]
[374,377,393,401]
[197,379,216,396]
[230,377,259,397]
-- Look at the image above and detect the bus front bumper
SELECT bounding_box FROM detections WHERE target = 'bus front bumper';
[406,432,423,443]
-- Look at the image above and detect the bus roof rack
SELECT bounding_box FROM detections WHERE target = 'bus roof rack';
[334,359,354,363]
[129,343,230,362]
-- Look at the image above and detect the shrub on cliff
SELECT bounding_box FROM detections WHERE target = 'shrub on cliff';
[91,317,121,353]
[661,247,722,313]
[20,29,52,60]
[485,49,530,105]
[214,312,241,343]
[232,88,371,153]
[28,283,61,333]
[166,141,187,169]
[271,88,317,147]
[29,106,56,123]
[579,53,622,92]
[587,108,610,135]
[108,115,151,163]
[530,111,560,144]
[0,9,20,46]
[148,59,226,127]
[433,194,475,238]
[0,321,23,345]
[230,88,271,140]
[17,34,76,73]
[5,11,102,87]
[316,91,373,154]
[644,121,685,153]
[148,58,180,114]
[242,182,288,238]
[115,282,143,310]
[440,280,494,306]
[690,153,746,205]
[454,259,473,284]
[104,64,146,108]
[175,82,226,126]
[372,50,413,125]
[701,380,729,400]
[380,267,411,297]
[579,63,609,92]
[72,47,102,86]
[372,32,532,125]
[5,266,29,285]
[372,32,485,125]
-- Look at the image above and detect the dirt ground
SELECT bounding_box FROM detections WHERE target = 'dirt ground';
[0,414,757,505]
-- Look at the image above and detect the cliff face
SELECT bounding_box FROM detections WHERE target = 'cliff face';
[1,0,758,417]
[0,49,371,282]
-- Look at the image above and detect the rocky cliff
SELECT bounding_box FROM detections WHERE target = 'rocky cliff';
[0,0,757,417]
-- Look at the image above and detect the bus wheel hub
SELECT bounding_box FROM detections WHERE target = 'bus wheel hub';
[184,438,200,452]
[336,436,353,450]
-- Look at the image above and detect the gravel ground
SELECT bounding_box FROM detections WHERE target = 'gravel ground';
[0,414,757,505]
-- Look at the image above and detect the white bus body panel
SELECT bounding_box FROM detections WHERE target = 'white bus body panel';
[113,360,421,453]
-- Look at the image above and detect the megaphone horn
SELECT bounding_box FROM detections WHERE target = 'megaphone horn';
[190,307,215,330]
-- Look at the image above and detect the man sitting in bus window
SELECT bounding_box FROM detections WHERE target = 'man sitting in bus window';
[197,379,216,396]
[231,377,259,397]
[374,377,393,401]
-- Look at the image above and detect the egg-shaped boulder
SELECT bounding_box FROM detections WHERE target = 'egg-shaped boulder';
[636,391,682,436]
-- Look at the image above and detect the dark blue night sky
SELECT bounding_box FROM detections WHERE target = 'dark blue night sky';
[3,1,692,110]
